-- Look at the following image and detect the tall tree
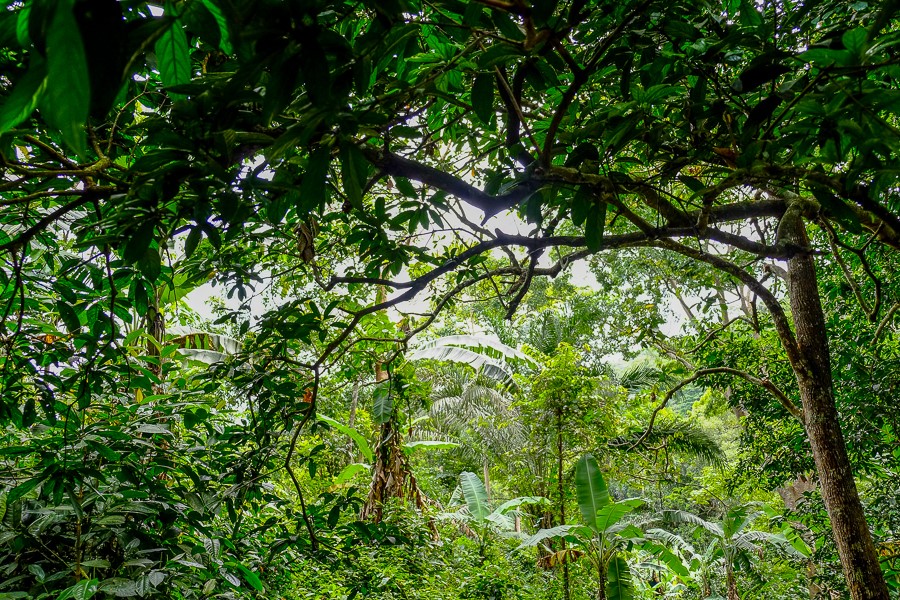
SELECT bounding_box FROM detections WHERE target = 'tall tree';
[1,1,899,596]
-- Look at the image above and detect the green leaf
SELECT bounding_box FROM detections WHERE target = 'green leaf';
[98,578,138,598]
[525,189,543,226]
[86,440,120,462]
[340,143,369,211]
[155,19,191,90]
[471,73,494,125]
[137,248,162,281]
[800,48,852,67]
[459,471,490,522]
[56,578,98,600]
[596,499,644,531]
[299,146,332,213]
[184,226,202,258]
[402,440,459,454]
[15,4,30,47]
[8,475,42,504]
[571,186,591,227]
[56,301,81,333]
[230,563,263,592]
[606,556,635,600]
[643,541,690,578]
[585,202,606,252]
[493,496,546,515]
[0,58,47,134]
[477,43,522,68]
[738,0,763,28]
[318,414,374,462]
[516,524,579,549]
[842,27,868,57]
[394,176,418,198]
[199,0,232,54]
[335,462,370,484]
[42,2,90,153]
[123,221,156,263]
[575,453,609,530]
[372,381,392,424]
[27,564,45,582]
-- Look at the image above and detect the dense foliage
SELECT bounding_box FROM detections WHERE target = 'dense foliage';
[1,0,900,598]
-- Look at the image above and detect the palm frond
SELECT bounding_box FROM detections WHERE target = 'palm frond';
[661,510,724,537]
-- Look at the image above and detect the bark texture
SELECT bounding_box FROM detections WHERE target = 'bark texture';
[783,211,889,600]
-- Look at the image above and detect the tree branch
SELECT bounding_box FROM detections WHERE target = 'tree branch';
[629,366,802,452]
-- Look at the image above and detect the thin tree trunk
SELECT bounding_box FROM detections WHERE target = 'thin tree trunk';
[483,456,491,503]
[596,561,607,600]
[784,214,889,600]
[725,562,739,600]
[348,378,359,429]
[557,407,571,600]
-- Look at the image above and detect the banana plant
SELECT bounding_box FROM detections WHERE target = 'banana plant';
[439,471,545,558]
[517,454,645,600]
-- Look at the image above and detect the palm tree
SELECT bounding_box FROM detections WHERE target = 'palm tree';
[644,528,721,598]
[408,335,535,499]
[419,364,525,500]
[659,504,804,600]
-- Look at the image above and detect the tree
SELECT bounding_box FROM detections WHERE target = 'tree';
[1,1,898,597]
[658,505,805,600]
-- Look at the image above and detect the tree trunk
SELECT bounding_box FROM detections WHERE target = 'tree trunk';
[784,214,889,600]
[725,562,739,600]
[557,407,571,600]
[482,456,491,503]
[596,561,607,600]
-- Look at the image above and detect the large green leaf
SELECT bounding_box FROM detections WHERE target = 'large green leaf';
[339,143,369,211]
[412,335,536,366]
[493,496,546,516]
[198,0,232,54]
[155,19,191,89]
[228,562,264,592]
[458,471,490,522]
[57,579,99,600]
[575,453,609,530]
[641,541,690,578]
[408,334,537,389]
[606,556,635,600]
[401,440,459,454]
[596,499,644,532]
[0,58,47,134]
[516,524,579,549]
[372,381,392,424]
[662,509,723,538]
[334,462,370,484]
[471,73,494,124]
[318,414,374,462]
[42,0,89,153]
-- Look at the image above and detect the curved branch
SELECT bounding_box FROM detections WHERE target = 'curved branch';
[629,366,802,452]
[284,369,320,551]
[650,238,803,369]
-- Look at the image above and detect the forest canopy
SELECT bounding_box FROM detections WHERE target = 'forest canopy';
[1,0,899,599]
